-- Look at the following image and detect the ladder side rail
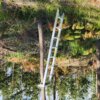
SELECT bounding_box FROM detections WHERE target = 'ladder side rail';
[42,10,59,87]
[49,14,64,81]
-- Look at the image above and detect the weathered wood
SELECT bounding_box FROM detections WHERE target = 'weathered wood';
[38,21,45,100]
[95,40,100,100]
[1,0,8,11]
[53,74,56,100]
[38,21,44,83]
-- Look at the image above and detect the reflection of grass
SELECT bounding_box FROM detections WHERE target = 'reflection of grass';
[6,52,25,64]
[6,52,39,72]
[6,52,38,64]
[7,52,24,59]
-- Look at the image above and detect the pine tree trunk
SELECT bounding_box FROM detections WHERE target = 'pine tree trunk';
[1,0,7,11]
[95,40,100,100]
[38,21,44,83]
[38,21,45,100]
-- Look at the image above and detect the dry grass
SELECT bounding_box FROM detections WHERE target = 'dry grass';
[7,57,39,72]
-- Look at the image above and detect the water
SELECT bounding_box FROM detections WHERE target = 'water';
[0,64,97,100]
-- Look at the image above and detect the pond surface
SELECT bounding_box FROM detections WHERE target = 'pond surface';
[0,64,97,100]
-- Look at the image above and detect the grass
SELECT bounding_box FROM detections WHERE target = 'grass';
[0,0,100,61]
[0,1,10,21]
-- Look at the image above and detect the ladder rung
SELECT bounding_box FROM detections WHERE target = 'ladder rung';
[56,27,61,30]
[50,56,55,59]
[53,37,58,40]
[52,47,57,49]
[58,17,62,20]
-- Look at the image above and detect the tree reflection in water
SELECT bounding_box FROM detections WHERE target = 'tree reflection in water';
[0,63,39,100]
[47,72,96,100]
[0,63,97,100]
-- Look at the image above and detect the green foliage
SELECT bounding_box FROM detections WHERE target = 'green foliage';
[68,41,84,56]
[66,40,96,57]
[6,52,24,59]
